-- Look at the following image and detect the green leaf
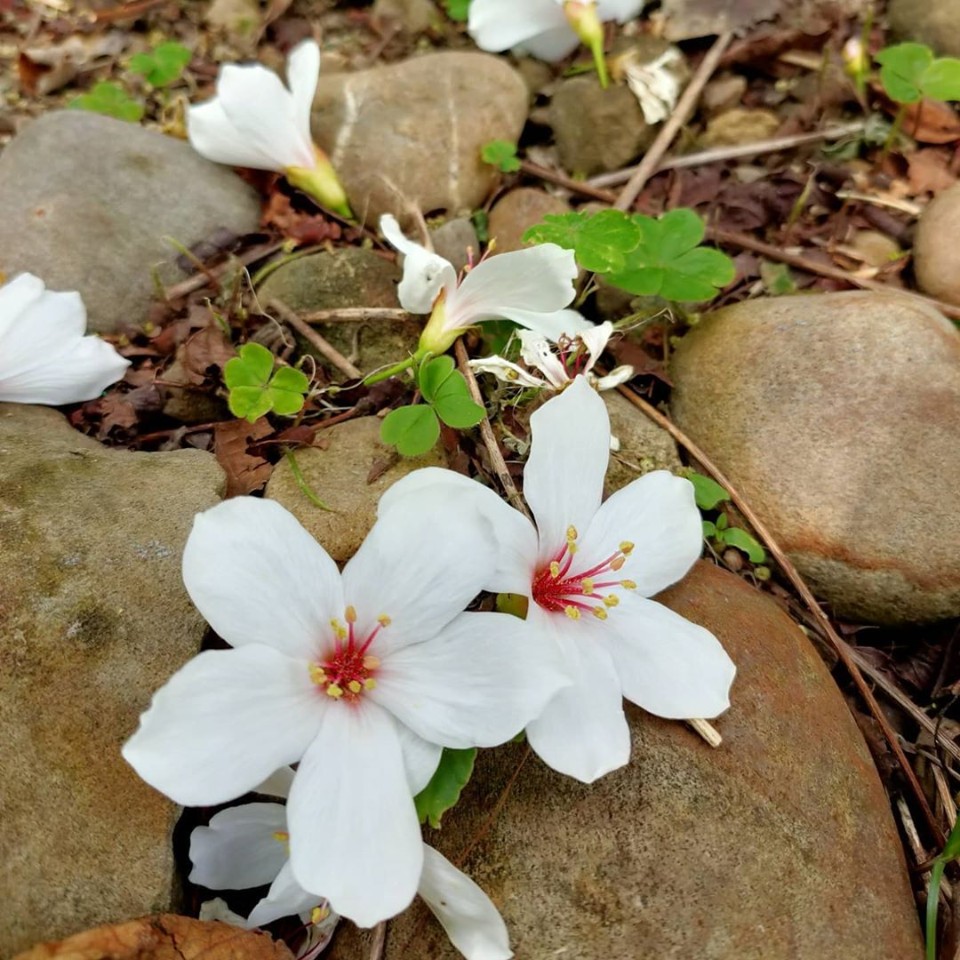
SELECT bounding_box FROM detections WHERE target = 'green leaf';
[718,526,767,563]
[443,0,471,20]
[658,248,736,302]
[434,392,485,428]
[267,383,307,416]
[921,57,960,101]
[523,210,641,273]
[129,41,191,87]
[926,817,960,960]
[418,355,457,404]
[224,344,308,422]
[417,356,484,428]
[876,42,932,103]
[68,82,144,122]
[688,472,731,510]
[271,365,310,394]
[701,520,718,538]
[380,404,441,456]
[414,747,477,828]
[224,343,274,388]
[480,139,521,173]
[228,385,273,422]
[654,208,705,259]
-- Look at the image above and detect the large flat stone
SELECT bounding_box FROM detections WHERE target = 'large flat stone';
[0,405,225,954]
[329,562,922,960]
[0,111,261,333]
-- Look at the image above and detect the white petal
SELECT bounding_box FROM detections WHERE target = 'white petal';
[377,468,537,597]
[341,484,497,654]
[578,321,613,373]
[254,765,296,800]
[518,331,568,389]
[287,40,321,149]
[0,273,45,341]
[594,365,633,391]
[523,376,609,561]
[418,846,513,960]
[182,497,344,660]
[518,24,581,61]
[287,702,423,927]
[122,646,324,806]
[247,860,324,928]
[216,61,315,170]
[468,0,567,52]
[188,803,289,890]
[187,98,282,170]
[199,897,249,926]
[448,245,577,330]
[578,471,702,598]
[601,594,736,719]
[469,354,548,390]
[501,308,592,341]
[372,612,569,749]
[597,0,647,22]
[379,215,457,314]
[525,608,630,783]
[395,716,444,794]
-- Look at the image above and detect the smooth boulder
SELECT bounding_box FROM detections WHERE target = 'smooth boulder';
[914,182,960,306]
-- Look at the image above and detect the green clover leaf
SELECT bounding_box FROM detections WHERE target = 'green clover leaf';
[920,57,960,102]
[481,139,521,173]
[418,355,485,429]
[687,471,731,510]
[380,404,441,457]
[876,42,934,104]
[129,41,192,88]
[443,0,471,20]
[224,342,309,423]
[69,82,144,123]
[414,747,477,828]
[522,209,641,273]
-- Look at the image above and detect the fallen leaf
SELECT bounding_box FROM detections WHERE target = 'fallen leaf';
[13,914,294,960]
[261,191,343,245]
[902,98,960,145]
[180,325,238,385]
[907,148,959,194]
[18,35,126,96]
[214,418,274,497]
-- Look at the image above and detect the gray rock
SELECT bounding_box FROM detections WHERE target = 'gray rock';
[311,53,528,225]
[429,217,479,272]
[258,247,421,376]
[700,107,780,148]
[670,292,960,624]
[604,390,683,492]
[0,404,225,955]
[548,75,653,176]
[329,562,922,960]
[265,416,444,563]
[487,188,570,254]
[0,111,261,333]
[889,0,960,57]
[914,182,960,306]
[372,0,442,33]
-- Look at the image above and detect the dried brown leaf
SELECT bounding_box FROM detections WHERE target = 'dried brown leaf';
[907,149,959,195]
[214,418,274,497]
[180,325,237,385]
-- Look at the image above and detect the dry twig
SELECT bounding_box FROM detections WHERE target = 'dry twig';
[299,307,414,325]
[268,299,363,380]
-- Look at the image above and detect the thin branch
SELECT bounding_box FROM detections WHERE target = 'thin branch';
[453,340,530,520]
[614,31,734,211]
[367,921,387,960]
[299,307,414,325]
[268,298,363,380]
[611,381,945,845]
[163,241,286,301]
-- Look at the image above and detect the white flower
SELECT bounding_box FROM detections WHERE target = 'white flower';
[0,273,129,405]
[379,377,736,785]
[379,214,587,360]
[187,40,352,218]
[122,490,567,927]
[470,322,633,393]
[468,0,645,85]
[190,792,512,960]
[612,46,683,124]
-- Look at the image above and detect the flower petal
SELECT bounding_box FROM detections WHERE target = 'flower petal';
[578,470,703,598]
[519,24,581,61]
[597,0,647,22]
[372,612,569,749]
[182,497,344,659]
[394,716,444,794]
[247,860,324,928]
[286,40,320,150]
[187,97,282,170]
[518,331,568,389]
[341,484,497,653]
[380,215,457,314]
[448,245,578,330]
[287,701,423,927]
[188,803,289,891]
[377,468,537,596]
[468,0,567,52]
[578,321,613,372]
[523,376,609,561]
[524,608,630,783]
[600,593,736,719]
[499,308,591,341]
[469,354,548,390]
[122,646,324,806]
[0,273,45,341]
[418,846,513,960]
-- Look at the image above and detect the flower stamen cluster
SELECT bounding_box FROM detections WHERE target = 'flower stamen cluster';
[309,607,387,700]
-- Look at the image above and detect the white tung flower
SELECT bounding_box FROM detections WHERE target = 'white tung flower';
[0,273,129,405]
[187,40,352,218]
[122,489,567,928]
[379,214,587,360]
[379,377,736,785]
[470,322,633,393]
[190,789,513,960]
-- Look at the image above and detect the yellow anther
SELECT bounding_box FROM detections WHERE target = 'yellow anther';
[564,605,581,620]
[568,542,579,555]
[621,579,637,590]
[363,655,381,670]
[378,614,392,627]
[330,619,347,640]
[345,605,357,623]
[566,525,578,541]
[610,555,625,571]
[326,684,344,699]
[592,606,608,620]
[549,561,561,578]
[347,680,362,694]
[311,906,330,925]
[581,577,594,594]
[364,678,378,691]
[272,830,289,843]
[604,595,620,608]
[309,664,327,684]
[619,541,635,555]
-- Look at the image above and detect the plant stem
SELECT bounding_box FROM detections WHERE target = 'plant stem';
[363,356,417,385]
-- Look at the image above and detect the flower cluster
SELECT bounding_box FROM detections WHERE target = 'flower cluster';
[123,369,735,956]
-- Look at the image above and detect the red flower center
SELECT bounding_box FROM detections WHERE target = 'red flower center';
[309,606,389,702]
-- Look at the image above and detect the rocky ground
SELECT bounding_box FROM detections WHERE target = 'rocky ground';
[3,0,960,958]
